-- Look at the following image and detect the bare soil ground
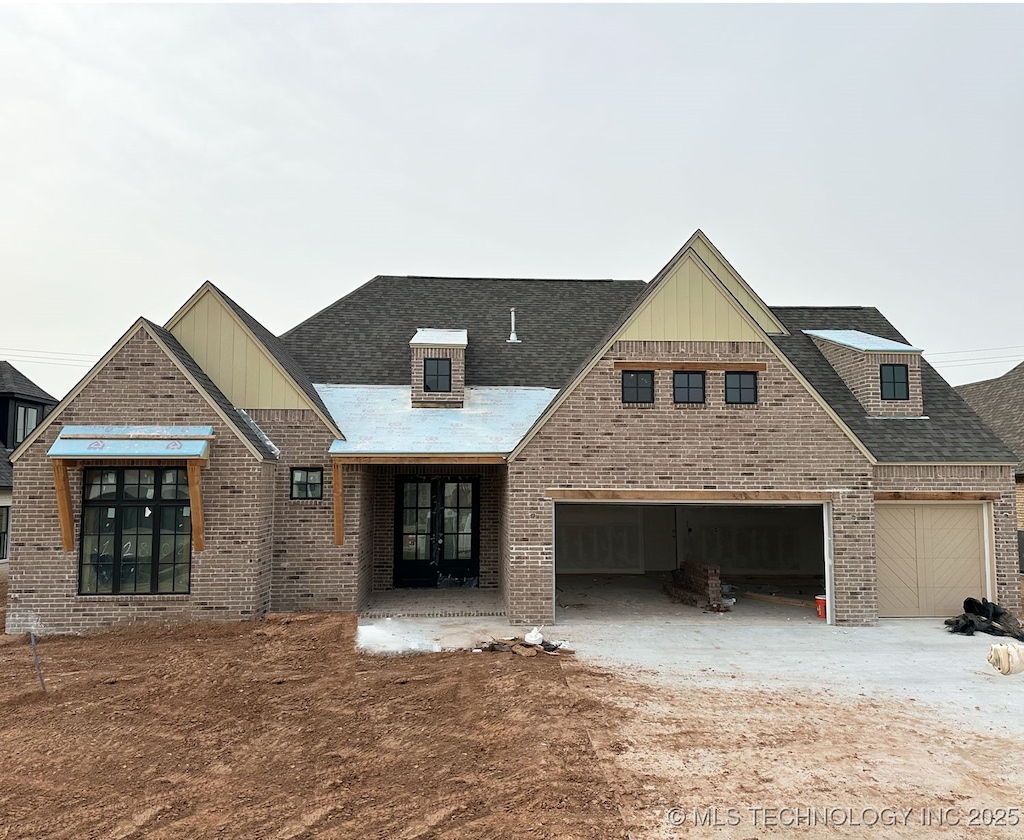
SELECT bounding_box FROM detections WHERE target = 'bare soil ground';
[3,576,1022,839]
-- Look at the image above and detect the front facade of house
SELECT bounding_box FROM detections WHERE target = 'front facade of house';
[6,232,1020,634]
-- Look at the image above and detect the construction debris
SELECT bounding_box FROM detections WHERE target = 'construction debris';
[945,598,1024,641]
[481,636,569,656]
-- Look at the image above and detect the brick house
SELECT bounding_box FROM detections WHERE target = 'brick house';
[1,361,58,563]
[6,231,1020,634]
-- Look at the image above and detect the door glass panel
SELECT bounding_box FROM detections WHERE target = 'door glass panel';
[459,509,472,533]
[443,507,457,533]
[459,483,472,507]
[417,483,430,508]
[443,534,456,560]
[458,534,471,560]
[444,483,458,507]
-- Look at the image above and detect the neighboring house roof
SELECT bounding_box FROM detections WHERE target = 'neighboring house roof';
[956,361,1024,476]
[210,284,336,425]
[770,308,1016,464]
[0,361,57,403]
[0,449,12,490]
[280,277,648,388]
[145,321,280,461]
[317,385,558,456]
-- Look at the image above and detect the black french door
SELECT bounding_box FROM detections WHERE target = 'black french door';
[394,476,479,588]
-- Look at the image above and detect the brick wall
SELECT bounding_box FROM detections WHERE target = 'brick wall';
[5,330,275,635]
[508,339,877,626]
[874,464,1021,614]
[1016,478,1024,530]
[371,464,504,591]
[811,338,923,417]
[410,346,465,407]
[251,409,367,614]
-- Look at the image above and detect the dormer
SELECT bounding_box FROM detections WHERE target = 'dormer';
[805,329,924,418]
[410,329,467,408]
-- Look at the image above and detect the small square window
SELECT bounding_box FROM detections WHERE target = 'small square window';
[621,371,654,403]
[725,371,757,404]
[291,468,324,500]
[880,364,909,401]
[673,371,705,404]
[424,358,452,393]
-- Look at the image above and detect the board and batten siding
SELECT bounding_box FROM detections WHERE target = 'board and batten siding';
[169,291,307,410]
[618,254,765,343]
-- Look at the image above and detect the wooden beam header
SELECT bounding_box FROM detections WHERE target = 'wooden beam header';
[545,488,833,502]
[874,491,1001,502]
[612,361,767,372]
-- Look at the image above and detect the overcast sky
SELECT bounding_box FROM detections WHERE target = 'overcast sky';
[2,3,1022,399]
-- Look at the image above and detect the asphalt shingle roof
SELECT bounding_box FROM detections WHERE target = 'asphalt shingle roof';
[145,321,278,461]
[280,276,648,388]
[956,361,1024,475]
[770,307,1017,464]
[0,361,57,403]
[0,448,12,490]
[212,285,334,423]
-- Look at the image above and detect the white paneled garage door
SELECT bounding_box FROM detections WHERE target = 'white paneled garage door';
[876,503,988,618]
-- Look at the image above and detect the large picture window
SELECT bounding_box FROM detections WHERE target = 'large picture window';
[80,467,192,595]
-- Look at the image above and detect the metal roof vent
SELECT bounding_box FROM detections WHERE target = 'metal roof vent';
[506,308,521,344]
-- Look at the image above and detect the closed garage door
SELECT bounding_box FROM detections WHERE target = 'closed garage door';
[876,504,988,617]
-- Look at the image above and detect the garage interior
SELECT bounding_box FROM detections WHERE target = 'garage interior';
[554,503,826,616]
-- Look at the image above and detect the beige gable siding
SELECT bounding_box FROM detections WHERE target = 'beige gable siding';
[619,254,764,342]
[170,292,307,410]
[689,237,785,334]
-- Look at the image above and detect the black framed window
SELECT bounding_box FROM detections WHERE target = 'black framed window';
[291,468,323,500]
[621,371,654,404]
[424,358,452,392]
[673,371,705,404]
[880,364,909,401]
[80,467,192,595]
[0,506,8,561]
[725,371,757,404]
[15,403,41,444]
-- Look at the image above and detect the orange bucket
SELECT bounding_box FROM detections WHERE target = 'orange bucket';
[815,595,827,619]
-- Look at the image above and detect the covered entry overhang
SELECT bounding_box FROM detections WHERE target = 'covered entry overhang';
[47,425,212,552]
[548,488,836,622]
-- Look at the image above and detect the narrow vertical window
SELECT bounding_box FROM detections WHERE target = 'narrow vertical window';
[725,372,757,404]
[424,358,452,392]
[880,364,909,400]
[621,371,654,403]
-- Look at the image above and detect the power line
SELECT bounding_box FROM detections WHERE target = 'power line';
[927,343,1024,358]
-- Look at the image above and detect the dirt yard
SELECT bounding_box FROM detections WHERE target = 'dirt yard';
[3,576,1023,839]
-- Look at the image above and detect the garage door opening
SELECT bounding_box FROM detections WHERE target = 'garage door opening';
[554,503,828,618]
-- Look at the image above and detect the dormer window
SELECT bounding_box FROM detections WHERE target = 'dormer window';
[880,364,909,401]
[15,403,41,444]
[424,358,452,393]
